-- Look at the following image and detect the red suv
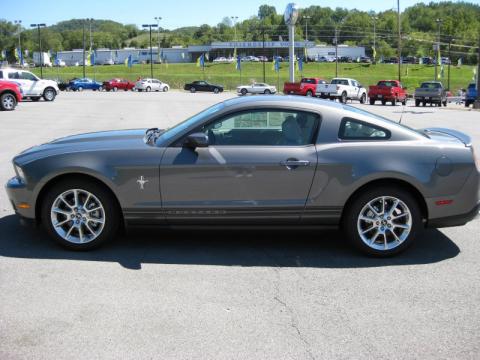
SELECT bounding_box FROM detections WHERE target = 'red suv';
[0,80,22,111]
[103,78,135,92]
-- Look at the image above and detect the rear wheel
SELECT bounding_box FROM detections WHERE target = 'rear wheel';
[241,88,248,96]
[443,100,447,107]
[402,99,407,106]
[41,179,120,250]
[340,92,347,104]
[391,98,396,106]
[343,187,421,256]
[369,98,375,105]
[415,99,420,107]
[163,86,168,92]
[190,87,196,93]
[306,90,313,97]
[146,86,151,92]
[0,92,17,110]
[43,87,56,102]
[214,87,219,94]
[360,93,366,104]
[381,100,386,106]
[264,89,271,95]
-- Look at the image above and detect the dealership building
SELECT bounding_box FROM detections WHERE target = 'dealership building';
[56,42,365,65]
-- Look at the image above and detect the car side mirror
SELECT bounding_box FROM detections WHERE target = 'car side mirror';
[185,132,209,148]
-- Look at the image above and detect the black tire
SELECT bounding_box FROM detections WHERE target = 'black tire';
[306,90,313,97]
[0,92,17,111]
[422,102,426,107]
[43,87,56,102]
[369,98,375,105]
[146,86,151,92]
[264,89,271,95]
[391,98,396,106]
[241,88,248,96]
[214,87,219,94]
[381,100,386,106]
[343,186,422,257]
[340,92,347,104]
[465,100,471,107]
[41,178,120,251]
[190,87,196,93]
[443,100,447,107]
[163,86,168,92]
[402,99,407,106]
[360,93,366,104]
[415,99,420,107]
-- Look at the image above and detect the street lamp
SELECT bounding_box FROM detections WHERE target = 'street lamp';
[372,16,378,64]
[231,16,238,59]
[14,20,22,66]
[30,23,46,78]
[434,18,443,81]
[303,15,311,63]
[142,24,158,79]
[334,16,350,77]
[155,17,162,62]
[447,36,454,91]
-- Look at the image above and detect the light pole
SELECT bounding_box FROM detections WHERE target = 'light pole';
[82,20,86,78]
[231,16,238,58]
[155,16,162,62]
[14,20,22,65]
[434,18,442,81]
[142,24,158,79]
[284,3,299,83]
[372,16,378,64]
[304,15,311,63]
[334,26,339,77]
[447,36,454,91]
[30,23,46,78]
[397,0,401,81]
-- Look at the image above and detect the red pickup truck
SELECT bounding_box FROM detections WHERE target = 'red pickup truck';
[368,80,408,105]
[102,78,135,92]
[0,80,22,111]
[283,77,326,97]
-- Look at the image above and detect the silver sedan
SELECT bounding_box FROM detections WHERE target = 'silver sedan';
[237,83,277,96]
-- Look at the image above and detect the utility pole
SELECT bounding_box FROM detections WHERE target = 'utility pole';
[372,16,378,64]
[142,24,158,79]
[447,36,454,90]
[14,20,22,65]
[474,32,480,109]
[335,27,339,77]
[155,16,162,62]
[304,15,311,63]
[82,21,86,78]
[434,18,442,81]
[231,16,238,58]
[30,23,46,78]
[262,26,266,82]
[397,0,401,81]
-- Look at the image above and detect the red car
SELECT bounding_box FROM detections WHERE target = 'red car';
[0,80,22,111]
[283,77,326,97]
[368,80,408,105]
[103,78,135,92]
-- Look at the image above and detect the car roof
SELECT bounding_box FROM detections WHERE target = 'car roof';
[222,95,344,111]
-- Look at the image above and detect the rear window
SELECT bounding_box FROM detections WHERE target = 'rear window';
[377,81,397,87]
[331,79,349,85]
[339,118,390,140]
[420,82,441,89]
[301,78,316,84]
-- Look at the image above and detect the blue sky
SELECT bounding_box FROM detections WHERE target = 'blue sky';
[1,0,476,29]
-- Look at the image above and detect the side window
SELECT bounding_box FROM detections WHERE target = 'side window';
[8,72,20,80]
[202,110,320,146]
[0,70,3,78]
[339,118,390,140]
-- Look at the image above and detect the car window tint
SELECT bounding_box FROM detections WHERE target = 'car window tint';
[339,118,390,140]
[8,72,20,80]
[203,110,320,146]
[0,71,3,78]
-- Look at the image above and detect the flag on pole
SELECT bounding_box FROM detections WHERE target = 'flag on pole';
[89,50,95,66]
[235,55,241,71]
[298,57,303,72]
[274,56,280,73]
[196,53,205,68]
[457,58,462,67]
[124,54,133,68]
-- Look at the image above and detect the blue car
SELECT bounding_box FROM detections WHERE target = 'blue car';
[465,83,477,107]
[69,78,103,91]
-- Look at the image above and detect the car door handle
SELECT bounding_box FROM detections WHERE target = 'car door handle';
[280,159,310,169]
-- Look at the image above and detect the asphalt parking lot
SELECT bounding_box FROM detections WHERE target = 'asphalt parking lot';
[1,91,479,359]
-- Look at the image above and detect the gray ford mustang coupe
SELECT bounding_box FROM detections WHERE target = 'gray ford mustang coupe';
[6,96,480,256]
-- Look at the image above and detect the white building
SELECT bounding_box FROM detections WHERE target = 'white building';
[306,45,366,60]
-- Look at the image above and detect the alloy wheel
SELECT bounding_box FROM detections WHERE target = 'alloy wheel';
[357,196,412,251]
[50,189,106,244]
[2,94,16,110]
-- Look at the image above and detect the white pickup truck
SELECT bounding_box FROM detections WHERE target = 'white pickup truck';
[0,68,59,102]
[316,77,367,104]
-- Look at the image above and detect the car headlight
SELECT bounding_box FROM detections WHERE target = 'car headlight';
[14,164,25,182]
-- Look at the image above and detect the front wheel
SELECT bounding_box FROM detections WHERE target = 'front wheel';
[306,90,313,97]
[163,86,169,92]
[264,89,271,95]
[43,87,56,102]
[146,86,151,92]
[41,179,120,250]
[241,88,248,96]
[213,88,219,94]
[369,98,375,105]
[360,93,366,104]
[0,92,17,110]
[443,100,447,107]
[415,100,420,107]
[343,187,421,256]
[190,87,196,93]
[391,98,396,106]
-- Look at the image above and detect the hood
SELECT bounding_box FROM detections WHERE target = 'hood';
[14,129,150,165]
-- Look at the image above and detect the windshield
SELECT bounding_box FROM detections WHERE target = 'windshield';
[156,102,225,144]
[342,105,428,137]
